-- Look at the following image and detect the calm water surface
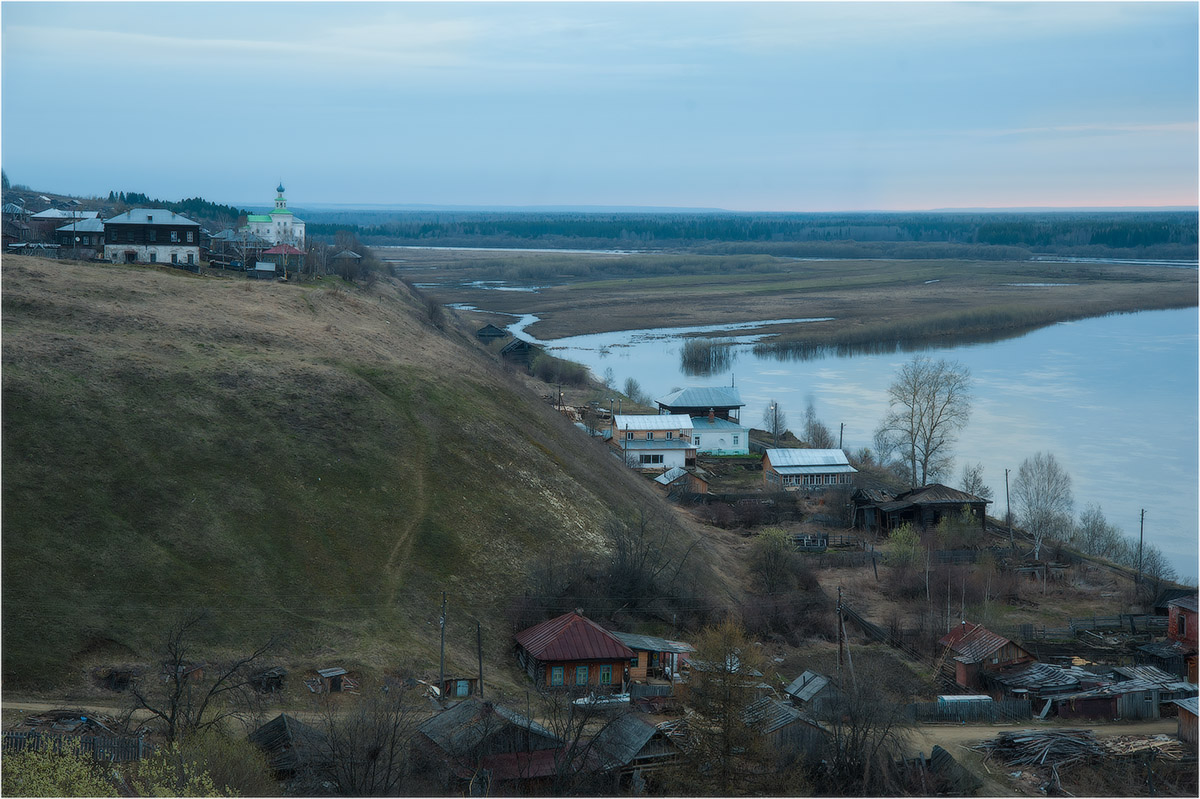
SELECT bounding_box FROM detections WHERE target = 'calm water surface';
[514,308,1199,580]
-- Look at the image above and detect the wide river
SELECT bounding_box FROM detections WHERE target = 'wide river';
[507,307,1198,580]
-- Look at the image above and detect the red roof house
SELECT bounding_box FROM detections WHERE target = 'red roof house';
[515,613,634,691]
[938,622,1035,689]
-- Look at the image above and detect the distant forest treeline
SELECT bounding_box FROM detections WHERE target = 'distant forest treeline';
[106,191,247,225]
[305,211,1198,259]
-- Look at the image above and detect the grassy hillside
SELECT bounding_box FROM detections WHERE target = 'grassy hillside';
[1,256,722,688]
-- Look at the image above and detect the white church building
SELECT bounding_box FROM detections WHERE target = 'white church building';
[242,184,305,247]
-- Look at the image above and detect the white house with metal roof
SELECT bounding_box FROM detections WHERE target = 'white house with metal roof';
[612,414,696,470]
[763,448,856,490]
[103,209,201,266]
[241,184,304,247]
[690,412,749,455]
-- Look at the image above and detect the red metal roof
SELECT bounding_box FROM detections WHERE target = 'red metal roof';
[938,622,1015,663]
[515,613,634,662]
[263,243,304,255]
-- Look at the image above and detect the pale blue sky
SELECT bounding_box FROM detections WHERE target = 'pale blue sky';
[3,1,1196,210]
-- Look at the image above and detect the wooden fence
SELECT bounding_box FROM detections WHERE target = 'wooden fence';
[2,731,146,762]
[906,699,1031,724]
[630,683,673,699]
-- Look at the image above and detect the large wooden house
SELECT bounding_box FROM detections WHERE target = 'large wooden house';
[515,612,634,691]
[853,483,990,533]
[103,209,201,266]
[611,414,697,470]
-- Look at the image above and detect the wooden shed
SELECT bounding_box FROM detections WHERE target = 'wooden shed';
[1172,697,1198,745]
[476,324,509,340]
[609,631,694,684]
[499,337,541,365]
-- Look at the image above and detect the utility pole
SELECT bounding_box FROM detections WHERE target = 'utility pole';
[771,404,779,448]
[836,586,843,688]
[438,592,446,704]
[1005,468,1012,550]
[839,422,844,450]
[1137,509,1146,595]
[477,620,484,699]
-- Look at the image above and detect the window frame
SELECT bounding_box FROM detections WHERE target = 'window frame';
[550,666,564,686]
[599,664,612,685]
[575,665,589,685]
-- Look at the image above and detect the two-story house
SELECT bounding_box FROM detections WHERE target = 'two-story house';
[104,209,201,266]
[611,414,696,470]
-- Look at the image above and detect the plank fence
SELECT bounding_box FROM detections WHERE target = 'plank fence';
[630,683,673,699]
[906,699,1031,724]
[2,731,146,762]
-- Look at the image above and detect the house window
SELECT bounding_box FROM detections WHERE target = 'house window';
[186,231,194,243]
[81,236,89,245]
[694,436,701,446]
[171,253,178,264]
[599,665,612,684]
[148,229,157,242]
[187,253,194,265]
[640,454,664,465]
[626,432,634,440]
[550,666,564,686]
[733,435,739,445]
[1180,614,1188,638]
[575,666,589,685]
[171,230,179,242]
[666,431,673,440]
[149,252,156,263]
[646,432,654,440]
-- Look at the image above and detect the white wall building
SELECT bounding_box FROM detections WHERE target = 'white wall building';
[612,414,697,470]
[690,413,749,455]
[241,183,305,247]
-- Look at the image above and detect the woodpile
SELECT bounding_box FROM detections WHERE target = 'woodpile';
[975,729,1104,767]
[1100,734,1189,761]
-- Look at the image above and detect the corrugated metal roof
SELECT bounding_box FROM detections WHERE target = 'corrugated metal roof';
[609,631,695,654]
[785,670,831,702]
[316,667,347,678]
[419,698,559,756]
[263,243,304,255]
[772,464,857,476]
[938,623,1015,663]
[656,386,744,410]
[515,613,634,662]
[55,218,106,232]
[765,448,850,468]
[742,696,813,735]
[653,467,689,486]
[988,663,1096,693]
[613,414,693,431]
[106,209,200,226]
[1172,696,1199,716]
[1168,595,1199,613]
[590,714,661,769]
[1111,665,1182,685]
[31,209,98,219]
[892,484,990,505]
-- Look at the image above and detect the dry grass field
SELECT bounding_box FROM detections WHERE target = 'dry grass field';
[389,248,1197,344]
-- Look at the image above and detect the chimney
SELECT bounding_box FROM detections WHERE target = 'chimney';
[575,607,584,617]
[709,407,715,422]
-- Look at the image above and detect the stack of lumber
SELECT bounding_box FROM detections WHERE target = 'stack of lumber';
[1101,734,1189,761]
[975,729,1104,767]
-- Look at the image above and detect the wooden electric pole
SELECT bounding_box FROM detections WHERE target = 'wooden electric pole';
[438,591,446,703]
[477,620,484,699]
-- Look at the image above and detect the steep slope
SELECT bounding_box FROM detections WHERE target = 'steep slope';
[1,256,719,687]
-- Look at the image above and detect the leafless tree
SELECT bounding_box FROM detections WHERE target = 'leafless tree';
[605,507,697,607]
[312,687,430,796]
[1012,451,1074,560]
[1075,504,1127,560]
[958,461,994,501]
[811,672,911,796]
[130,611,272,742]
[803,397,837,449]
[875,356,972,488]
[762,400,788,447]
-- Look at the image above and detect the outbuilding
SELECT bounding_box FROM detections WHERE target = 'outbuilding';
[763,448,856,490]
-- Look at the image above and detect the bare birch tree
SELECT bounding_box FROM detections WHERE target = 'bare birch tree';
[762,400,788,447]
[1012,452,1073,560]
[875,356,971,488]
